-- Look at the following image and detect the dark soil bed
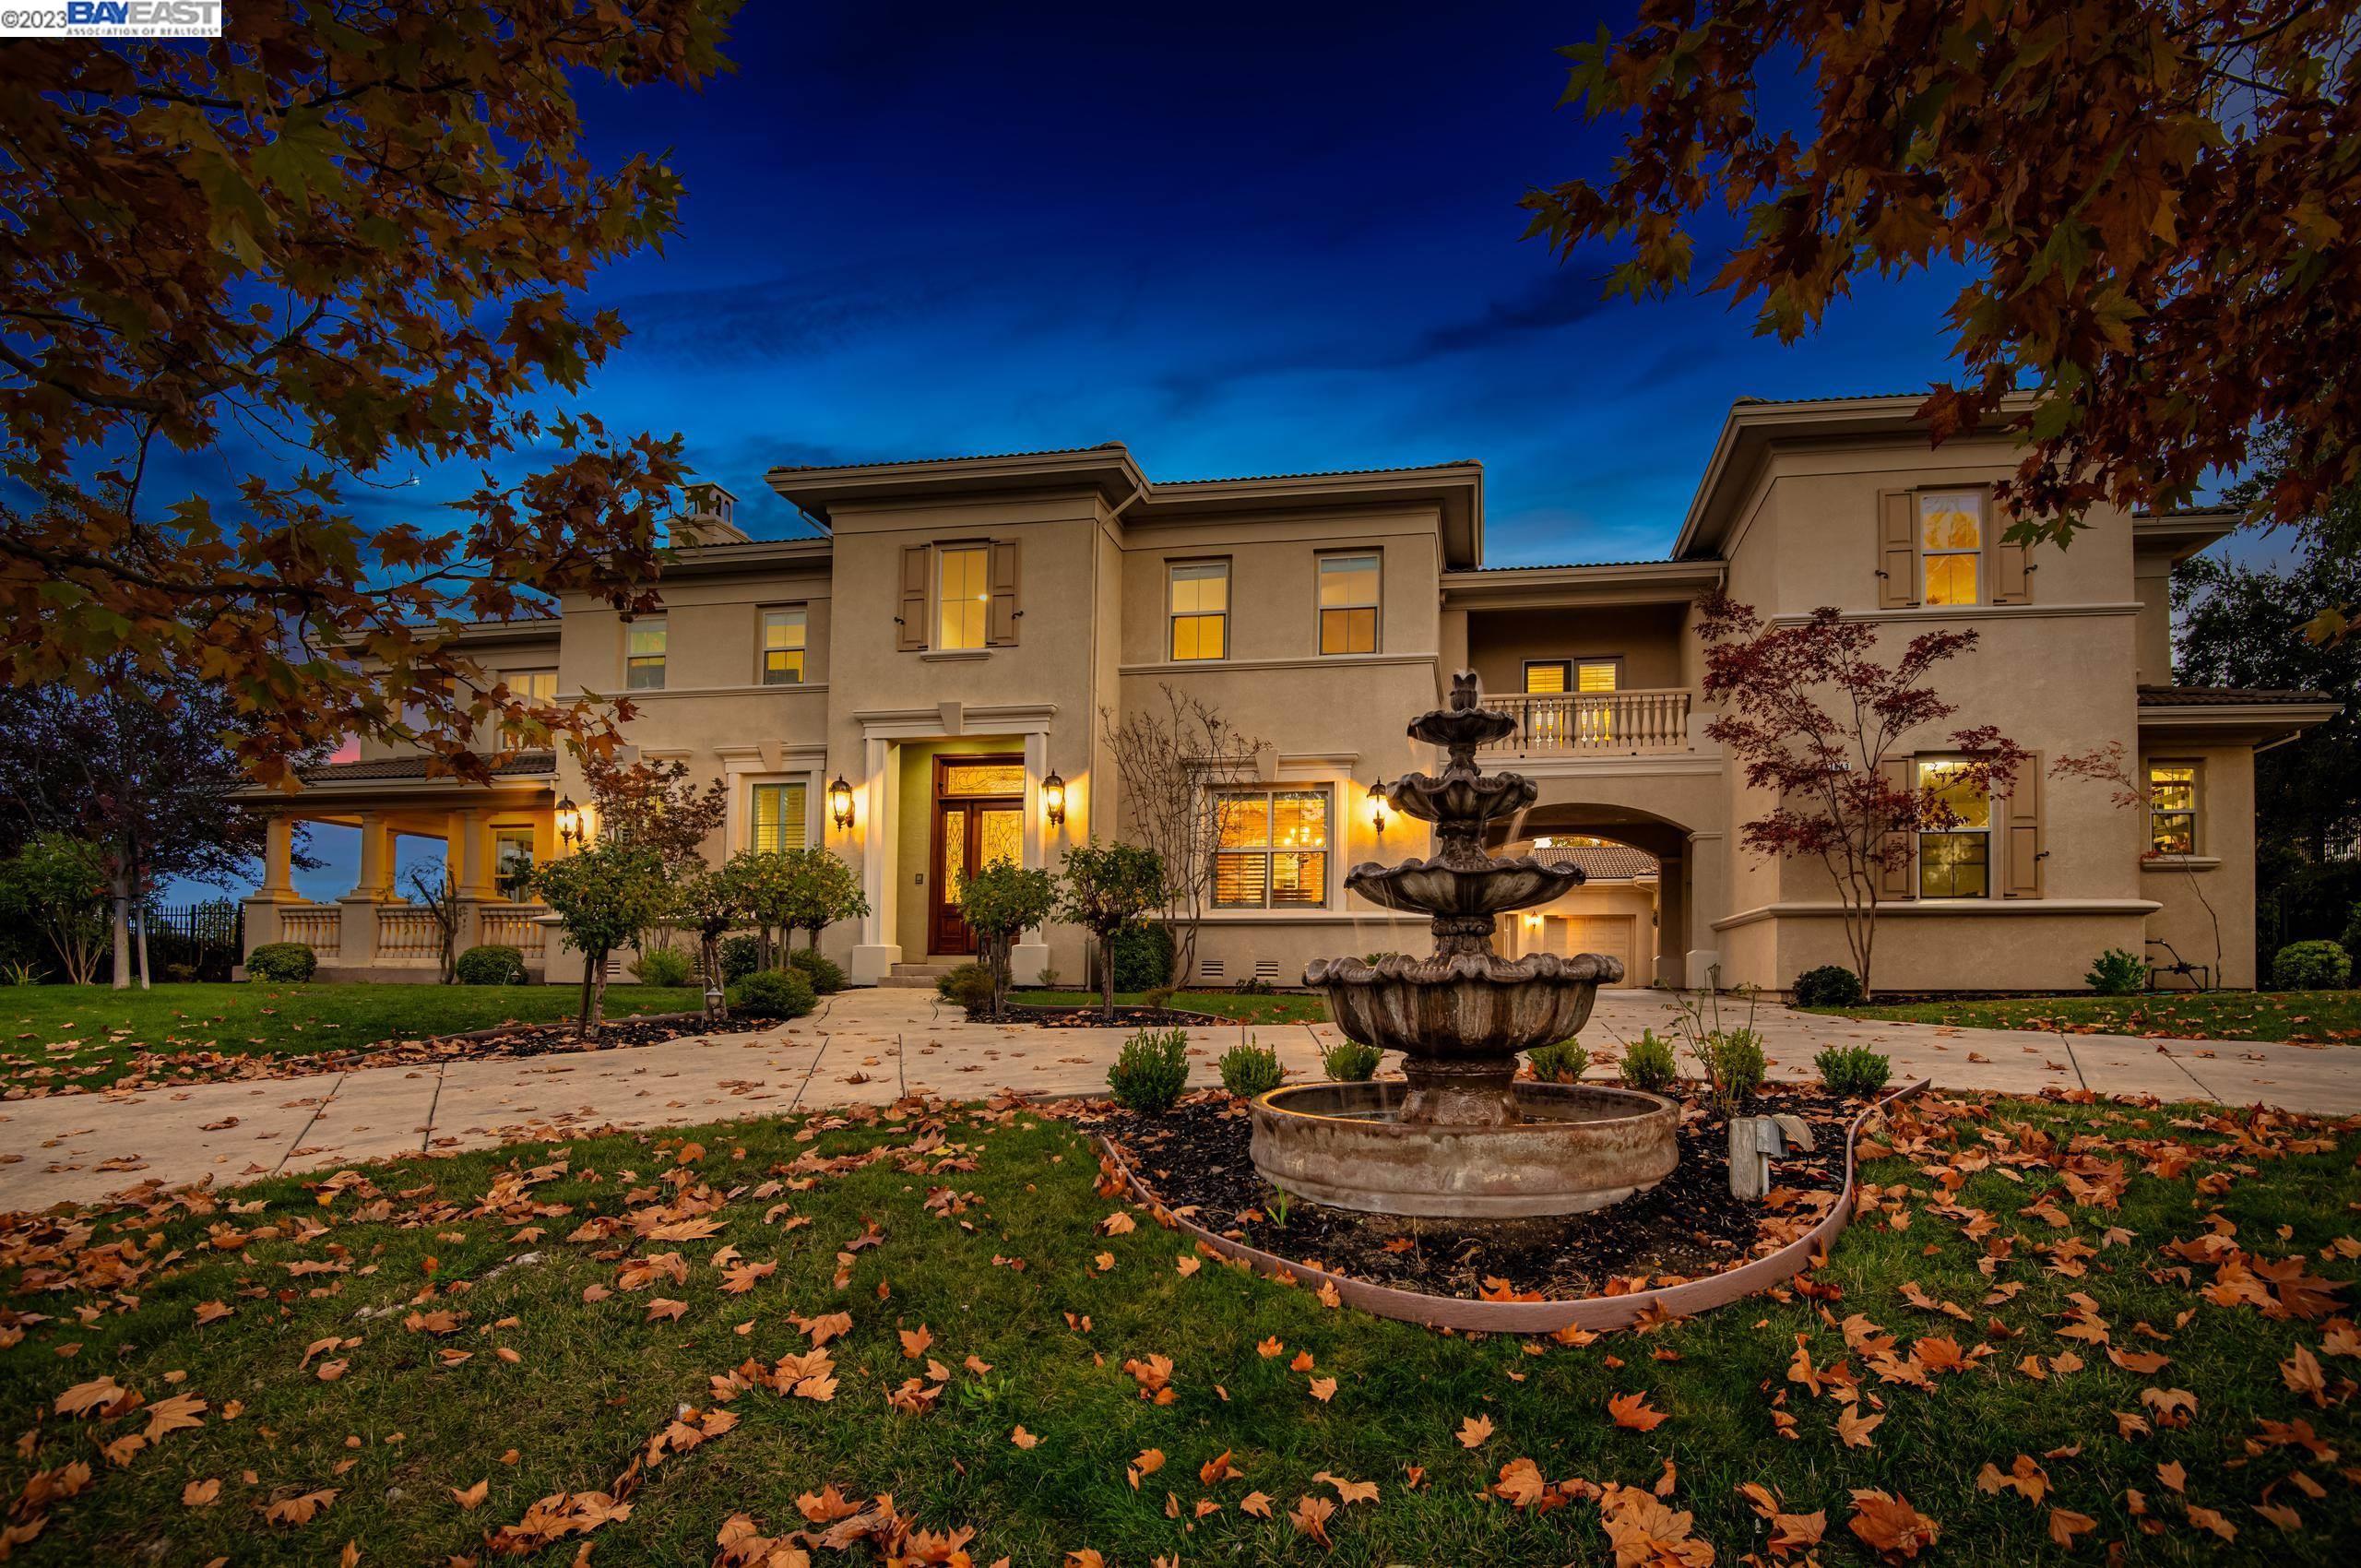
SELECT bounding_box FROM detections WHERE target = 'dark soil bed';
[993,1004,1226,1028]
[1086,1083,1861,1301]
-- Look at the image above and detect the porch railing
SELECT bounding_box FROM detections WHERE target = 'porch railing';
[1479,689,1694,754]
[478,903,550,959]
[374,906,445,965]
[279,905,341,956]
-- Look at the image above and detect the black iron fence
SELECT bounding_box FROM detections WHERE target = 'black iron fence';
[141,899,244,983]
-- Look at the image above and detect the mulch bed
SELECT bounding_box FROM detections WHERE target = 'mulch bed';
[1,1011,774,1098]
[1085,1082,1859,1301]
[992,1004,1226,1029]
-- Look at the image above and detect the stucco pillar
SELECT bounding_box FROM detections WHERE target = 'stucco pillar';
[1683,830,1726,991]
[348,814,397,901]
[1010,731,1050,986]
[1654,852,1686,990]
[255,815,300,901]
[451,808,498,900]
[849,736,903,984]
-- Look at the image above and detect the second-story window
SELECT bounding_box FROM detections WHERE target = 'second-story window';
[499,671,559,741]
[1318,552,1380,654]
[625,617,667,690]
[761,608,807,684]
[1169,561,1228,660]
[938,544,990,650]
[1919,491,1984,606]
[1916,756,1990,897]
[1523,659,1618,695]
[2149,761,2199,855]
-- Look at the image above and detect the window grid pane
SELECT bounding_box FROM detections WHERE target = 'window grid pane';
[1319,606,1376,655]
[762,610,807,685]
[624,621,666,690]
[1170,564,1228,660]
[939,547,989,650]
[1919,491,1984,606]
[1525,662,1568,694]
[751,782,807,853]
[1318,554,1380,608]
[1575,661,1618,693]
[2149,764,2198,854]
[1211,789,1328,909]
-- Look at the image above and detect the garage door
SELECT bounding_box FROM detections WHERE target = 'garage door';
[1548,916,1636,980]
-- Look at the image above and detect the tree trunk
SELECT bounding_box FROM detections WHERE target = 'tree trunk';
[110,873,132,991]
[1099,932,1118,1023]
[134,905,151,991]
[577,951,602,1040]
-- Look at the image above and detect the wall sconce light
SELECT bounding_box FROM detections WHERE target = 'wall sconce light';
[827,773,856,830]
[1366,778,1389,836]
[555,794,585,848]
[1041,769,1067,827]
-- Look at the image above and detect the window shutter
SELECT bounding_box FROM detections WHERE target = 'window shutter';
[1877,756,1916,899]
[1990,495,2034,604]
[1877,490,1918,609]
[896,544,930,651]
[2003,750,2044,897]
[987,539,1021,646]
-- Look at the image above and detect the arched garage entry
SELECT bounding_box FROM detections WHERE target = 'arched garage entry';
[1486,790,1724,991]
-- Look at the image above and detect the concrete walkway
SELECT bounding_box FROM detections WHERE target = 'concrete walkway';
[2,988,2355,1212]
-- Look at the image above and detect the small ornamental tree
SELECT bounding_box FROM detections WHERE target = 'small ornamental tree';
[528,838,670,1040]
[1056,839,1169,1023]
[583,754,729,957]
[1101,685,1267,985]
[957,860,1056,1023]
[1697,590,2027,997]
[0,832,109,984]
[777,846,871,955]
[720,849,796,971]
[405,861,461,985]
[674,865,744,1005]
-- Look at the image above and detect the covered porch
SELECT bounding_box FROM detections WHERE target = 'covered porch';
[240,753,561,981]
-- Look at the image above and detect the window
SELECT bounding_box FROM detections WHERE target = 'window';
[493,826,536,900]
[761,608,807,684]
[937,545,990,650]
[1213,787,1329,909]
[751,781,808,853]
[1916,757,1990,897]
[512,671,558,702]
[625,618,667,690]
[2149,762,2199,855]
[1317,552,1380,655]
[1918,491,1984,606]
[1169,562,1228,660]
[1523,660,1619,695]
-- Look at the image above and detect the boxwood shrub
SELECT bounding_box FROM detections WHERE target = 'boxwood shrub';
[454,944,527,986]
[245,942,316,983]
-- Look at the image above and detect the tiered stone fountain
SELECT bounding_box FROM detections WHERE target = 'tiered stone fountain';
[1250,672,1679,1218]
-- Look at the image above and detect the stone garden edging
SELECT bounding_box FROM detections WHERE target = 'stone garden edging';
[1096,1076,1930,1334]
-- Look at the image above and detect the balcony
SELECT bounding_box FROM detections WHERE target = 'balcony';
[1479,689,1694,755]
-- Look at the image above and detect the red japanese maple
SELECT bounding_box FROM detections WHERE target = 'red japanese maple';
[1697,590,2027,995]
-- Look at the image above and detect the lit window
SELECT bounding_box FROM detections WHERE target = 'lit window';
[625,618,667,690]
[1213,788,1328,909]
[1317,553,1380,655]
[1169,562,1228,660]
[1916,757,1990,897]
[493,826,536,900]
[1525,661,1565,694]
[751,782,808,853]
[2149,762,2198,855]
[513,671,558,702]
[1919,491,1983,606]
[937,545,989,651]
[761,608,807,684]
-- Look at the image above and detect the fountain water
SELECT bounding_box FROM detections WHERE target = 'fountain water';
[1250,672,1679,1218]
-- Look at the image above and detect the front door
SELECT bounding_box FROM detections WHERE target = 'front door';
[927,754,1026,956]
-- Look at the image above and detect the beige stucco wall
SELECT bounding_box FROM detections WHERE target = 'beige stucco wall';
[2138,742,2258,989]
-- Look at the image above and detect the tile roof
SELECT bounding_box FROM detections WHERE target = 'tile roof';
[768,443,1128,474]
[295,751,556,783]
[1459,557,1684,573]
[2136,685,2335,707]
[1155,459,1478,486]
[1531,843,1660,880]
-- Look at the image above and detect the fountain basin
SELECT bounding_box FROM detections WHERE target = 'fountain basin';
[1251,1080,1679,1218]
[1306,950,1623,1058]
[1346,855,1584,917]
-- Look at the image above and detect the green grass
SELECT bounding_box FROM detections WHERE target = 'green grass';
[0,981,705,1091]
[1030,988,1329,1025]
[1,1093,2352,1563]
[1811,989,2361,1045]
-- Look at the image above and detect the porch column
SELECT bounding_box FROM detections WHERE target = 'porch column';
[1683,830,1725,991]
[255,815,301,901]
[450,808,498,900]
[1010,731,1050,985]
[1654,851,1686,990]
[348,813,397,901]
[848,736,902,985]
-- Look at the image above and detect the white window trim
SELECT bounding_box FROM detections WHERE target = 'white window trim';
[1917,486,1989,608]
[1206,781,1335,912]
[2146,757,2202,859]
[935,542,991,652]
[1315,550,1382,657]
[1914,755,1992,900]
[719,748,826,855]
[623,616,668,691]
[1167,558,1230,662]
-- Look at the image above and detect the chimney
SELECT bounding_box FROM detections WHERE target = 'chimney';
[671,481,749,548]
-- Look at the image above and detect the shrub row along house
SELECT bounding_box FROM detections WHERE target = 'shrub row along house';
[237,395,2333,992]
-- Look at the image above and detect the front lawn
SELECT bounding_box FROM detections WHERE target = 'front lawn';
[1030,988,1329,1026]
[2,1091,2352,1563]
[1809,989,2361,1045]
[0,981,705,1092]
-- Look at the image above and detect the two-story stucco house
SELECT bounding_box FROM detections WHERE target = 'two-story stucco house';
[238,394,2334,994]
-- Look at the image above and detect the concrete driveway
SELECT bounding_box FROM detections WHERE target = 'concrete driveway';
[2,987,2353,1212]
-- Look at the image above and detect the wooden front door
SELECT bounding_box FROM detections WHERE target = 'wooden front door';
[927,754,1026,956]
